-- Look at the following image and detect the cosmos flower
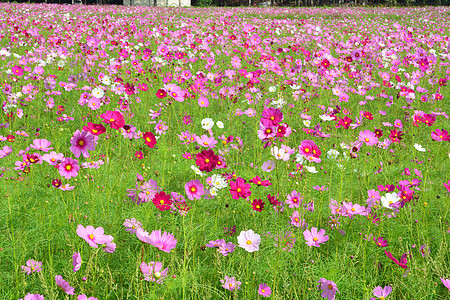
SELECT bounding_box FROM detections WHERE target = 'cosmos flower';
[237,229,260,252]
[140,261,169,284]
[30,139,53,152]
[70,130,96,158]
[229,177,251,200]
[21,260,42,275]
[220,276,241,291]
[55,275,75,295]
[76,224,110,248]
[317,278,339,300]
[372,286,392,299]
[72,252,81,272]
[303,227,329,247]
[148,229,177,253]
[100,110,125,130]
[258,283,272,297]
[185,180,205,200]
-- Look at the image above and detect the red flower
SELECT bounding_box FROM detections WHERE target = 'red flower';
[267,194,281,206]
[153,191,172,211]
[7,135,15,142]
[389,129,403,143]
[143,132,157,148]
[195,150,219,172]
[338,117,353,129]
[83,122,106,136]
[252,199,265,212]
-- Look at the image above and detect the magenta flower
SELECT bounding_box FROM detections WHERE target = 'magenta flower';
[286,190,303,208]
[140,261,169,284]
[58,157,80,179]
[76,224,110,248]
[72,252,81,272]
[30,139,53,152]
[229,177,251,200]
[419,244,430,257]
[21,259,42,275]
[12,65,24,76]
[185,180,205,200]
[218,241,236,256]
[261,107,283,127]
[19,294,44,300]
[431,129,450,141]
[258,283,272,297]
[372,286,392,299]
[55,275,75,295]
[374,237,389,247]
[70,130,96,158]
[99,110,125,130]
[440,277,450,291]
[220,276,241,291]
[318,278,339,300]
[303,227,329,247]
[237,229,260,252]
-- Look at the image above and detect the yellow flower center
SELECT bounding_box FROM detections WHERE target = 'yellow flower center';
[237,188,241,192]
[66,165,72,171]
[313,237,318,241]
[160,200,164,204]
[78,140,84,146]
[205,159,210,163]
[246,240,252,245]
[89,234,94,239]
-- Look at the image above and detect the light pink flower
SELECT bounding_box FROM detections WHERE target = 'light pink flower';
[70,130,96,158]
[237,229,260,252]
[72,252,81,272]
[185,180,205,200]
[303,227,329,247]
[30,139,53,152]
[55,275,75,295]
[76,224,110,248]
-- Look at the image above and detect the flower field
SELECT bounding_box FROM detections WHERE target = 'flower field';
[1,3,450,299]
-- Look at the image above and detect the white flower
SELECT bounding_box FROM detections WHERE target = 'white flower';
[327,149,340,160]
[190,165,206,177]
[319,114,334,121]
[211,174,227,189]
[290,84,301,90]
[303,120,311,127]
[295,154,304,164]
[216,121,224,129]
[101,76,111,85]
[414,143,426,152]
[271,146,289,161]
[305,166,318,173]
[201,118,214,130]
[380,192,401,209]
[269,86,276,92]
[92,87,104,99]
[209,188,218,197]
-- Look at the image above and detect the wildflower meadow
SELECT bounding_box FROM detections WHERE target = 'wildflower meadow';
[1,3,450,299]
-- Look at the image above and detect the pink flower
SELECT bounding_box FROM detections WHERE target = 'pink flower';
[220,276,241,291]
[286,190,303,208]
[237,229,260,252]
[358,130,378,146]
[196,134,217,148]
[290,211,307,228]
[140,261,169,284]
[185,180,205,200]
[30,139,53,152]
[123,218,142,234]
[72,252,81,272]
[70,130,96,158]
[76,224,110,248]
[78,295,98,300]
[198,95,209,107]
[145,229,177,253]
[440,277,450,291]
[99,110,125,130]
[318,278,339,300]
[21,260,42,275]
[19,294,44,300]
[303,227,329,247]
[0,145,12,158]
[261,107,283,127]
[55,275,75,295]
[58,157,80,179]
[229,177,251,200]
[372,285,392,299]
[258,283,272,297]
[12,65,24,76]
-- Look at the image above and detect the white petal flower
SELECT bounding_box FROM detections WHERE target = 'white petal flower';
[380,192,401,209]
[414,143,426,152]
[201,118,214,130]
[216,121,224,129]
[305,166,318,173]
